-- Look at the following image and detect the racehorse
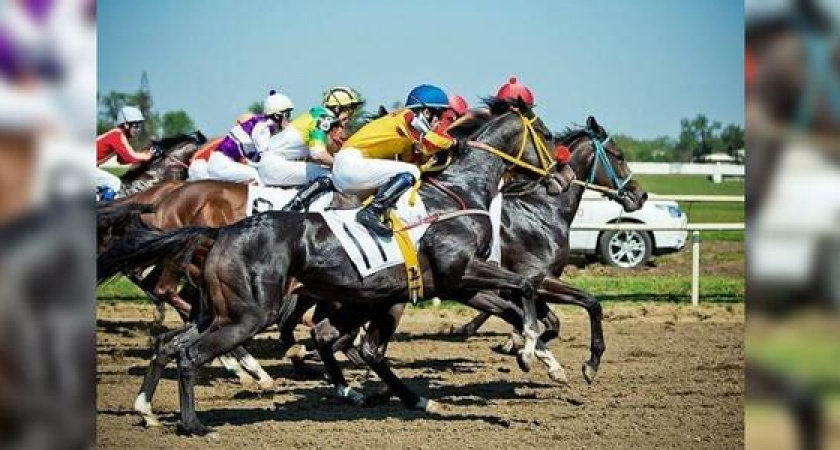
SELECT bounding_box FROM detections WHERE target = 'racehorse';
[98,97,559,435]
[442,116,647,383]
[113,131,207,198]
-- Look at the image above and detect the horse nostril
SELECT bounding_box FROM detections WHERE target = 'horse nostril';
[641,192,648,202]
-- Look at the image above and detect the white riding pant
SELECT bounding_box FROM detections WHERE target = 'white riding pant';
[488,189,503,264]
[95,166,121,192]
[257,152,331,187]
[207,151,261,184]
[188,159,210,181]
[332,147,420,193]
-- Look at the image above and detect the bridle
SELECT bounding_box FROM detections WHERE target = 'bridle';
[583,130,633,196]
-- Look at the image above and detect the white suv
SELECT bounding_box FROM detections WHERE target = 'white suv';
[571,191,688,268]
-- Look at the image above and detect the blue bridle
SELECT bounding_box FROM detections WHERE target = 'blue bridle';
[585,131,632,194]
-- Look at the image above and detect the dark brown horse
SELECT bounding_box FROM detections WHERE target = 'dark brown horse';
[442,116,646,383]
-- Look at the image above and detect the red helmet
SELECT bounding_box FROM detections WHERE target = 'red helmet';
[448,94,469,117]
[496,76,534,106]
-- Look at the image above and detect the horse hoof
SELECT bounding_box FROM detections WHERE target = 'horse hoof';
[582,362,598,384]
[236,373,257,387]
[140,414,162,428]
[257,377,275,390]
[134,394,161,427]
[517,351,533,373]
[178,423,215,437]
[416,398,442,414]
[549,367,569,385]
[336,385,366,406]
[205,432,221,443]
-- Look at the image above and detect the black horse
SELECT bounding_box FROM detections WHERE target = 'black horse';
[116,131,207,198]
[99,98,557,435]
[442,116,647,383]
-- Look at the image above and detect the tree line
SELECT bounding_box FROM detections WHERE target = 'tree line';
[97,89,195,148]
[611,115,744,163]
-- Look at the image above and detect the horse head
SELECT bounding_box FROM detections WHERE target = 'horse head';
[559,116,647,212]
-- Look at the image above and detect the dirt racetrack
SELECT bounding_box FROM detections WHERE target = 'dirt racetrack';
[97,302,743,449]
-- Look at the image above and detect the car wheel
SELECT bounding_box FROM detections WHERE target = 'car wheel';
[598,229,652,268]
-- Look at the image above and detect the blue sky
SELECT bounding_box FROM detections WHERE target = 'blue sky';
[98,0,743,139]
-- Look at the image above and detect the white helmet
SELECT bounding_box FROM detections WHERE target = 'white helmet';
[117,106,145,125]
[263,90,294,116]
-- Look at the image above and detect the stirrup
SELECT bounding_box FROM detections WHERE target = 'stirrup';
[357,207,393,237]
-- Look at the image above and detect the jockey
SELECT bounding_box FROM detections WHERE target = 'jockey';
[188,113,261,181]
[205,90,293,184]
[335,84,456,236]
[95,106,154,200]
[260,87,364,200]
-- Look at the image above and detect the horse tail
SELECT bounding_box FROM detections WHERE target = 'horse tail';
[96,225,218,284]
[96,202,154,230]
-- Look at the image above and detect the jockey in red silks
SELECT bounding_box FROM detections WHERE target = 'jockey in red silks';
[95,106,154,200]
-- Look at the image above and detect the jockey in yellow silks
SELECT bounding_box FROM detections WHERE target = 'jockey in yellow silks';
[283,84,456,237]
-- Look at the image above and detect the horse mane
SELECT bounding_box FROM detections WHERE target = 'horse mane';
[483,96,534,118]
[447,110,491,140]
[152,131,206,149]
[554,127,591,146]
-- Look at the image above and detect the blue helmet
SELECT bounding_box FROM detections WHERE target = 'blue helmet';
[405,84,450,110]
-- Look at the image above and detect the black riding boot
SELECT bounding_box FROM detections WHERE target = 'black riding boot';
[282,176,335,212]
[356,173,416,237]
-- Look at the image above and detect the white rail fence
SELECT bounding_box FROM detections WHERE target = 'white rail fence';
[570,195,744,306]
[628,162,744,181]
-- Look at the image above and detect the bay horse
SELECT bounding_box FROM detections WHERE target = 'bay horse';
[99,97,556,435]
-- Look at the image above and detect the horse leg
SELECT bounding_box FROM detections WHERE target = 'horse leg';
[227,346,274,389]
[460,257,540,372]
[134,324,201,428]
[129,267,167,324]
[152,264,193,319]
[174,282,262,387]
[445,311,492,338]
[278,295,323,380]
[538,277,605,384]
[359,303,437,412]
[463,291,566,383]
[176,313,265,436]
[311,314,366,405]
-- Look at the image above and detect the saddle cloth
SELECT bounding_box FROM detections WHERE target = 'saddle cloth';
[247,185,430,278]
[319,191,430,278]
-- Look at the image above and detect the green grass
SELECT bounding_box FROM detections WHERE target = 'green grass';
[570,274,743,303]
[635,174,744,241]
[97,276,147,301]
[748,319,840,394]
